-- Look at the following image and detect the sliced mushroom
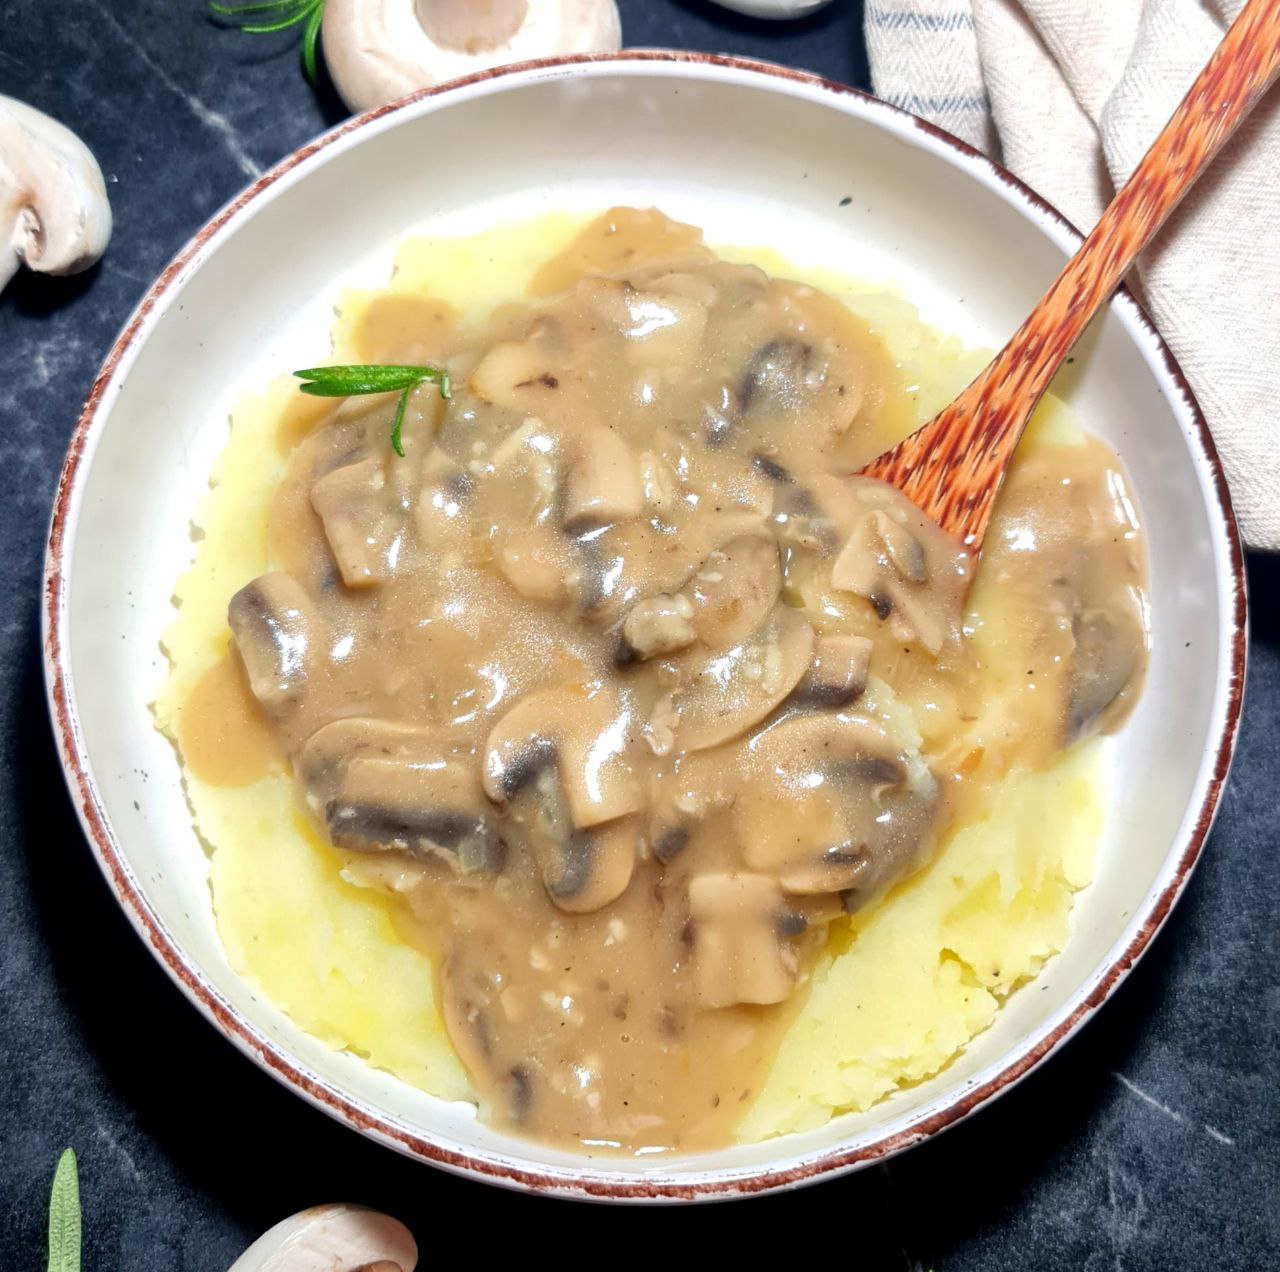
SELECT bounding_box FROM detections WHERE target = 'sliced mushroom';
[578,511,769,626]
[688,873,798,1008]
[227,573,317,720]
[227,1204,416,1272]
[561,427,645,531]
[608,284,709,372]
[735,713,938,901]
[0,96,111,295]
[310,456,400,589]
[523,792,638,913]
[498,523,576,604]
[646,270,720,307]
[1066,605,1143,741]
[646,773,733,864]
[673,606,815,752]
[297,715,428,803]
[751,451,792,483]
[831,477,971,655]
[322,0,622,114]
[617,591,696,663]
[794,634,873,707]
[330,756,503,873]
[684,533,782,650]
[740,338,813,418]
[468,338,561,411]
[481,684,640,828]
[300,718,502,872]
[648,808,693,864]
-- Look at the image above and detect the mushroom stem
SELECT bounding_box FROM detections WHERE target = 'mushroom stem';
[414,0,530,52]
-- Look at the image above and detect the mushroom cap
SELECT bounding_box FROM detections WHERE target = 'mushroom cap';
[227,1204,417,1272]
[708,0,833,16]
[481,682,641,827]
[533,815,637,912]
[830,477,971,655]
[736,711,936,897]
[685,533,782,650]
[227,572,318,721]
[321,0,624,115]
[672,605,814,751]
[0,95,111,293]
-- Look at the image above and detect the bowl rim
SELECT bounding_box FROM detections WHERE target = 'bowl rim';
[42,50,1248,1203]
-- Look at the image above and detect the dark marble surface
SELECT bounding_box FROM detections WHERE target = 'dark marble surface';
[0,0,1275,1266]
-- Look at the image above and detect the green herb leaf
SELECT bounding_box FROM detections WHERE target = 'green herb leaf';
[240,10,319,36]
[295,364,450,395]
[294,363,452,456]
[210,0,327,81]
[390,388,411,458]
[300,0,324,84]
[210,0,307,16]
[46,1149,80,1272]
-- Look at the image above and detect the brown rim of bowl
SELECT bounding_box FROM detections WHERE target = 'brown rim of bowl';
[42,51,1247,1202]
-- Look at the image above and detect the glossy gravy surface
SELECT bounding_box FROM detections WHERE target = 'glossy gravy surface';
[191,210,1148,1151]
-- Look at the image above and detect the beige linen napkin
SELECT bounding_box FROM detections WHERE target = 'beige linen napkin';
[865,0,1280,549]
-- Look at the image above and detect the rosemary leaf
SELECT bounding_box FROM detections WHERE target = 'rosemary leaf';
[241,5,319,36]
[300,1,324,84]
[295,364,448,396]
[46,1149,80,1272]
[294,363,452,455]
[390,387,412,458]
[210,0,306,16]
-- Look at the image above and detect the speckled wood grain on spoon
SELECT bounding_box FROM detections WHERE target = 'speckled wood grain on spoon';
[863,0,1280,556]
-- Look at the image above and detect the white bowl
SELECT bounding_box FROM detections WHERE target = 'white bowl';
[43,54,1246,1201]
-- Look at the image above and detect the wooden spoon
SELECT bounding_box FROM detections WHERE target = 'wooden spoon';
[861,0,1280,554]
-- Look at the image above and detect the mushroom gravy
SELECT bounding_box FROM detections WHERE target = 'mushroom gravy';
[179,209,1148,1152]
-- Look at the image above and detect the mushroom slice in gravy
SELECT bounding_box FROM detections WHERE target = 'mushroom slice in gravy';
[670,606,815,752]
[736,713,937,900]
[689,873,800,1009]
[795,634,873,707]
[227,572,317,720]
[524,800,639,914]
[299,717,502,873]
[1068,607,1144,740]
[684,533,783,650]
[740,338,813,420]
[561,427,645,531]
[481,683,641,830]
[309,456,403,588]
[615,531,781,663]
[830,477,972,654]
[329,756,501,871]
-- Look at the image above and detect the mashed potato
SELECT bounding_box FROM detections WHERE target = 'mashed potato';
[154,213,1102,1142]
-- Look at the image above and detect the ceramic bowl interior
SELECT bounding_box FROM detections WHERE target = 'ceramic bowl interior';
[45,55,1243,1200]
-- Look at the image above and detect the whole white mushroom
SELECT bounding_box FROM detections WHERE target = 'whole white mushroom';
[322,0,623,114]
[227,1204,417,1272]
[0,96,111,294]
[709,0,834,16]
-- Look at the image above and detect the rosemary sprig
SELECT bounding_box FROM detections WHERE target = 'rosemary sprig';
[210,0,327,86]
[295,364,453,457]
[46,1149,80,1272]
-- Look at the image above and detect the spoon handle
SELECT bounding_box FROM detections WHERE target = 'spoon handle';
[863,0,1280,550]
